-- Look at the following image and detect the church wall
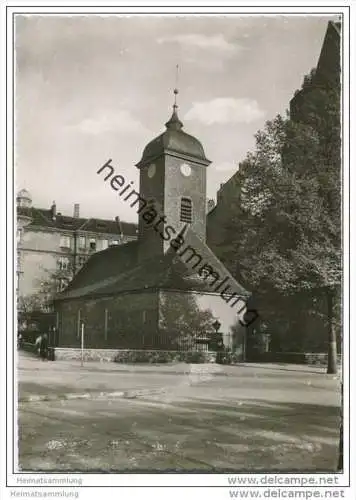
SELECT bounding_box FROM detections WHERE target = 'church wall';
[56,291,159,349]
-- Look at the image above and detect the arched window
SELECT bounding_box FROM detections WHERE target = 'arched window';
[180,197,192,223]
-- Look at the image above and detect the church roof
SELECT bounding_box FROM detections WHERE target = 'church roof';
[55,249,221,301]
[55,232,250,302]
[136,106,211,167]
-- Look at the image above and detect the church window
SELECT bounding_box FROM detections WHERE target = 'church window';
[104,308,109,341]
[180,197,192,223]
[77,309,81,339]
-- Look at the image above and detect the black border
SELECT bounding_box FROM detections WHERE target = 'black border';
[6,5,351,488]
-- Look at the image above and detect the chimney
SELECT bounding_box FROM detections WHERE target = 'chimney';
[115,216,124,240]
[206,198,215,213]
[73,203,80,218]
[50,201,56,220]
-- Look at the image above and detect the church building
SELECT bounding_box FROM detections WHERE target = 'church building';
[54,93,251,359]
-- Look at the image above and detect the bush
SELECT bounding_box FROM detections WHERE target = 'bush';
[113,349,218,365]
[114,350,181,364]
[185,351,207,364]
[218,350,242,365]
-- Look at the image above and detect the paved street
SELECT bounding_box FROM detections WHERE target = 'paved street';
[18,352,341,472]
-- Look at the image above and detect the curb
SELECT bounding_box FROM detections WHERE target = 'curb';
[19,387,167,403]
[20,366,227,377]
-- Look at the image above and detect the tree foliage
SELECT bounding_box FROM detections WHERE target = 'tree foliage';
[217,84,341,364]
[221,86,340,296]
[160,292,216,348]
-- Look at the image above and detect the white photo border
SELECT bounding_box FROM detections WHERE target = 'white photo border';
[2,1,353,495]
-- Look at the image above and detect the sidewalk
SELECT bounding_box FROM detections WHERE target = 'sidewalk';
[18,351,332,376]
[18,352,339,405]
[18,352,222,402]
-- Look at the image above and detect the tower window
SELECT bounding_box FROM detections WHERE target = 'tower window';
[180,197,192,223]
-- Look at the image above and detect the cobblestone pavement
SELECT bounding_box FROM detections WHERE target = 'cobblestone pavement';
[17,352,341,473]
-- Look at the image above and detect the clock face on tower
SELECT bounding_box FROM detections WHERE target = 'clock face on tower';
[180,163,192,177]
[147,163,156,178]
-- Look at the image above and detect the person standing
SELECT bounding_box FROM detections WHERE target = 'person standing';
[17,333,24,350]
[39,333,48,361]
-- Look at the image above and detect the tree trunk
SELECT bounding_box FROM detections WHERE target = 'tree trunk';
[337,382,343,470]
[326,289,338,374]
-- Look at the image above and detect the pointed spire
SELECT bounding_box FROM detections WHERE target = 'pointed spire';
[165,65,183,131]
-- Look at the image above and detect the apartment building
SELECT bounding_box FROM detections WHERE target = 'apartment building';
[16,189,137,303]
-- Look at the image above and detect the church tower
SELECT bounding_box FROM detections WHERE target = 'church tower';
[135,90,211,261]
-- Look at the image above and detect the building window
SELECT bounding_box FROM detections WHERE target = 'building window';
[58,257,70,271]
[89,238,96,251]
[56,278,68,292]
[78,236,86,249]
[101,239,109,250]
[78,256,87,268]
[17,228,23,244]
[180,197,192,223]
[60,235,71,248]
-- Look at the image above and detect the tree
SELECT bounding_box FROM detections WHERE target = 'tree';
[160,292,216,349]
[218,86,341,373]
[18,293,43,330]
[18,262,75,340]
[35,262,75,309]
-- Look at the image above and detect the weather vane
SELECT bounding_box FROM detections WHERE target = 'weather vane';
[173,64,179,109]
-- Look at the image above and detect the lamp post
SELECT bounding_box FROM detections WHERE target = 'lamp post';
[80,320,85,367]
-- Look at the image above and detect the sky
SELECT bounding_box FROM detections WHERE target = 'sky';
[15,14,338,223]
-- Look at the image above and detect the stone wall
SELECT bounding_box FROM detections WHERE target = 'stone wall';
[248,351,342,366]
[54,347,217,364]
[56,288,247,357]
[305,352,342,366]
